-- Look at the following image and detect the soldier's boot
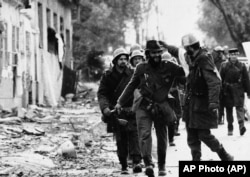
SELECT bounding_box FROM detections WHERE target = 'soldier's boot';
[119,157,129,174]
[132,155,142,173]
[145,165,154,177]
[158,164,167,176]
[192,151,201,161]
[239,120,246,136]
[144,157,155,177]
[217,146,234,161]
[240,126,246,136]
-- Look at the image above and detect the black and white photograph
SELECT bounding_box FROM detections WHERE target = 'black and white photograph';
[0,0,250,177]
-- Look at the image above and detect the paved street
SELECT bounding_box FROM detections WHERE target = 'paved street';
[91,106,250,177]
[1,100,250,177]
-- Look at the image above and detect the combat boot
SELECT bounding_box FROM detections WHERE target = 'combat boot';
[158,165,167,176]
[133,163,142,173]
[240,126,246,136]
[217,146,234,161]
[120,157,129,174]
[145,165,154,177]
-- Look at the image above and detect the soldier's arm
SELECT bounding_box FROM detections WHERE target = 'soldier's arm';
[168,62,186,78]
[97,72,111,112]
[117,64,141,106]
[159,41,189,76]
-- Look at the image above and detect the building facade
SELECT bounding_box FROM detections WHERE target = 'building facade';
[0,0,75,109]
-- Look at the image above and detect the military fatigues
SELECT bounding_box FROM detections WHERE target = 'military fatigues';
[183,48,227,160]
[220,60,250,134]
[97,67,141,169]
[117,61,185,167]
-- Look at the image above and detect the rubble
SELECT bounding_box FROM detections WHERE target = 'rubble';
[0,82,123,177]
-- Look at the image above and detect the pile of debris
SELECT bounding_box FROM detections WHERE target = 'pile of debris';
[0,82,123,177]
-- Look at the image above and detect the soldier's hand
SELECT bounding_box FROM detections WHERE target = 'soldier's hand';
[103,107,111,116]
[208,103,219,114]
[115,103,122,114]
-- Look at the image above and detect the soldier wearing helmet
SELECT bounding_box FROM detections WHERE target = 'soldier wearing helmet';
[160,34,234,161]
[97,47,142,174]
[130,50,145,68]
[211,46,227,125]
[115,40,186,176]
[212,46,226,71]
[130,43,144,55]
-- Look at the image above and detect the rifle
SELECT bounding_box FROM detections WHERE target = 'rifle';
[106,109,128,133]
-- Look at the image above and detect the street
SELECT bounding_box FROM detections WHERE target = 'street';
[0,95,250,177]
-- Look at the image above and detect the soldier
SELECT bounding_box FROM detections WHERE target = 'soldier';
[220,48,250,136]
[97,48,142,174]
[181,34,233,161]
[212,46,227,124]
[212,46,226,71]
[162,51,185,145]
[115,40,186,176]
[130,50,145,69]
[160,34,234,161]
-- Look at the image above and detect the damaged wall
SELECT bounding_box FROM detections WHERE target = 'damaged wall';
[0,0,74,109]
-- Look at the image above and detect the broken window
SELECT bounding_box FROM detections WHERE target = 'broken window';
[66,29,70,49]
[60,16,64,38]
[53,13,58,32]
[38,2,43,48]
[47,27,58,54]
[46,8,51,27]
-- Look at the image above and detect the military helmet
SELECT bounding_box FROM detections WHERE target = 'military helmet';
[181,33,199,47]
[130,44,143,54]
[112,47,129,64]
[214,46,224,52]
[130,50,144,65]
[162,51,172,61]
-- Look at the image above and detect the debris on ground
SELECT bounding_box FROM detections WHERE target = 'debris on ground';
[0,82,126,177]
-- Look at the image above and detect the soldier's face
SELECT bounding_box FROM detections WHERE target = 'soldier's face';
[184,46,195,56]
[132,56,143,67]
[229,55,238,63]
[148,50,162,63]
[117,55,128,68]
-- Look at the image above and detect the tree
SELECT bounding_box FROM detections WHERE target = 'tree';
[72,0,153,81]
[198,0,250,53]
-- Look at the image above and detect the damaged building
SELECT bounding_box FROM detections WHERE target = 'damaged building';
[0,0,78,109]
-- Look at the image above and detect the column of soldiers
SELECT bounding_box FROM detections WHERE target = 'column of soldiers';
[97,34,247,176]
